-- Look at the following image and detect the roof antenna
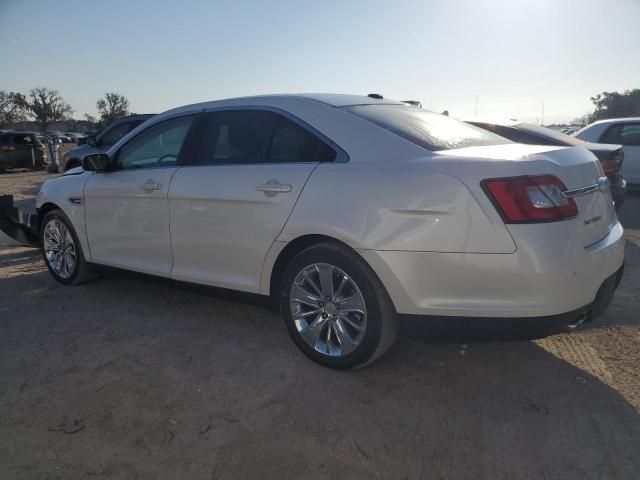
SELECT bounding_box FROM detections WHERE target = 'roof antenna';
[367,93,383,99]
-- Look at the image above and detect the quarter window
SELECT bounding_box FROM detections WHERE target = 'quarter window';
[267,117,336,163]
[115,115,194,170]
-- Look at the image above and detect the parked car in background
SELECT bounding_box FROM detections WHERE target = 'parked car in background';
[60,114,154,171]
[45,131,72,143]
[31,94,624,368]
[573,118,640,184]
[467,120,627,209]
[0,131,47,172]
[64,132,85,143]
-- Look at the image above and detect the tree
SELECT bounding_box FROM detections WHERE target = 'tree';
[96,92,130,123]
[0,91,28,128]
[589,89,640,122]
[24,88,73,132]
[84,113,98,124]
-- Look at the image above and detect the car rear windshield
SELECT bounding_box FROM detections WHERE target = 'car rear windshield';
[515,123,584,147]
[345,104,510,151]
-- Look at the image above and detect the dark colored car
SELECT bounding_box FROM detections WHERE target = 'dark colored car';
[61,114,154,171]
[467,121,627,210]
[0,131,47,172]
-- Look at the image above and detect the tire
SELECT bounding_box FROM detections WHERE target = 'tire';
[279,242,398,369]
[40,209,97,285]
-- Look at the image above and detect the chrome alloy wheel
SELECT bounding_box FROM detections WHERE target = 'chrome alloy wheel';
[289,263,367,357]
[43,218,76,279]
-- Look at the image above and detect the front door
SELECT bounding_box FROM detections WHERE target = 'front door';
[169,109,336,292]
[84,114,195,275]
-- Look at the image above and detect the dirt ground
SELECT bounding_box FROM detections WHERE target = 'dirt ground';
[1,171,639,480]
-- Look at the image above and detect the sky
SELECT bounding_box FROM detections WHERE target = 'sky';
[1,0,639,124]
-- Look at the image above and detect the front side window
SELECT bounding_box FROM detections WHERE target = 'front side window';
[195,109,336,165]
[346,105,510,151]
[115,115,194,170]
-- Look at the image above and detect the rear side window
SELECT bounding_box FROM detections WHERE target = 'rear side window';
[346,105,510,151]
[599,124,622,144]
[620,124,640,146]
[195,110,336,165]
[12,134,37,145]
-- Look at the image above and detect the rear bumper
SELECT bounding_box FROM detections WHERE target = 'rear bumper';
[359,220,625,318]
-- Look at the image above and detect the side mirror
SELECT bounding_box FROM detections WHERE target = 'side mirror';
[82,153,110,172]
[87,136,97,147]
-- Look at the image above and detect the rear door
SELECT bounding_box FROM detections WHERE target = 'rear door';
[84,114,196,275]
[0,134,16,167]
[168,109,336,292]
[10,133,38,168]
[599,122,640,183]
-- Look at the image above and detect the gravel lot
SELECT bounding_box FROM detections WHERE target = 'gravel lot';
[1,171,639,479]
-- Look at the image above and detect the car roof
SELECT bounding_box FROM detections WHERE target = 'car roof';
[588,117,640,125]
[158,93,404,118]
[3,130,38,135]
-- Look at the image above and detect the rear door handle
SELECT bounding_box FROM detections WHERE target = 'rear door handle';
[257,180,292,197]
[139,181,163,192]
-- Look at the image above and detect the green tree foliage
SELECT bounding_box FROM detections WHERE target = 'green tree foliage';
[0,90,28,128]
[96,92,130,123]
[24,88,73,132]
[590,89,640,122]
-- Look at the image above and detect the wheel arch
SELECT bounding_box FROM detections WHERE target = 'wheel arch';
[265,234,394,310]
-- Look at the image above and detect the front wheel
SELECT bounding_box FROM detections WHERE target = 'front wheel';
[280,242,398,369]
[40,209,96,285]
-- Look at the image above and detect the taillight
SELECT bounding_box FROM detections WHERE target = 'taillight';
[600,150,623,175]
[0,145,16,152]
[483,175,577,223]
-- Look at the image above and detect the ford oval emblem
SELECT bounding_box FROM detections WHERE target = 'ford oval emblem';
[597,176,609,193]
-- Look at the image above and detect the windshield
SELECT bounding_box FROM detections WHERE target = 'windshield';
[516,123,584,146]
[346,105,510,151]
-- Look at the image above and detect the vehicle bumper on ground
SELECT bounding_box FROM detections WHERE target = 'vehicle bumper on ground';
[0,195,40,247]
[359,220,625,320]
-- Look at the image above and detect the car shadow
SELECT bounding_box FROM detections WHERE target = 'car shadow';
[0,267,639,479]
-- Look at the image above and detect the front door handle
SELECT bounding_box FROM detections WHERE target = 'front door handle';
[257,180,292,197]
[139,181,163,192]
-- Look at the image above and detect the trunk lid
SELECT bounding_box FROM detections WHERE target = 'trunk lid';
[437,144,614,248]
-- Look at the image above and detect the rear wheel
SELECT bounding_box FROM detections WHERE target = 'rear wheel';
[280,242,398,369]
[40,209,96,285]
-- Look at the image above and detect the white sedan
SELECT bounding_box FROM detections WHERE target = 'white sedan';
[34,94,625,368]
[574,117,640,184]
